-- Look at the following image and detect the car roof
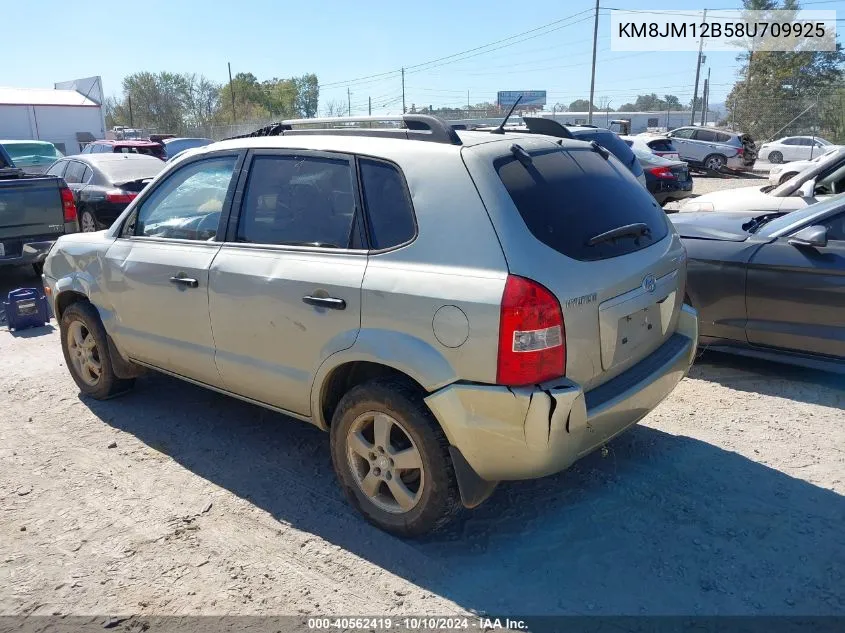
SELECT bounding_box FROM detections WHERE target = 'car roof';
[65,153,164,165]
[95,139,161,146]
[163,137,212,144]
[0,139,55,145]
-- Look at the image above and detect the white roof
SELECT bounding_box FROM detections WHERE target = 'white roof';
[0,86,99,107]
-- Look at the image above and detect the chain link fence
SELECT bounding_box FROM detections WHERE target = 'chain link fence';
[725,90,845,144]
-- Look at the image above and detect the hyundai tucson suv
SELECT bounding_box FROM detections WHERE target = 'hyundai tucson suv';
[43,115,698,536]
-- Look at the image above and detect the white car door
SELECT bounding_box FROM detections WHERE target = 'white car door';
[667,128,697,162]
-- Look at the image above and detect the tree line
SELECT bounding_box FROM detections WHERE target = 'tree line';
[104,71,319,134]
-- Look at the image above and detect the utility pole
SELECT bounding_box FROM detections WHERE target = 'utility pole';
[690,9,707,125]
[700,67,711,126]
[128,94,133,127]
[467,90,471,115]
[587,0,600,125]
[228,62,236,124]
[347,87,351,115]
[368,96,372,116]
[401,68,406,114]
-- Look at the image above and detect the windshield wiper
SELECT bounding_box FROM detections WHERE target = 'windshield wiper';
[586,223,651,246]
[742,212,783,234]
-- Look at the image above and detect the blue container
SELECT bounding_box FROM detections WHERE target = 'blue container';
[4,288,49,331]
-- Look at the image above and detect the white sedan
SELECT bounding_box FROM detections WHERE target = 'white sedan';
[683,147,845,213]
[768,148,842,185]
[757,136,837,163]
[622,134,680,160]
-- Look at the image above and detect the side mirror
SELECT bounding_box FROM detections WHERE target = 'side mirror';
[788,225,828,248]
[798,179,816,197]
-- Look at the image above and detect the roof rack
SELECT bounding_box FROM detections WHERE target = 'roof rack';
[225,114,462,146]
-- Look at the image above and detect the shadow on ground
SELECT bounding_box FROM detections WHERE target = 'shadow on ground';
[691,349,845,408]
[81,367,845,616]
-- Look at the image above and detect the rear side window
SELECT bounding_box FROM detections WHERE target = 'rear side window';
[64,161,86,184]
[46,161,67,177]
[359,158,416,249]
[495,147,669,261]
[238,154,357,248]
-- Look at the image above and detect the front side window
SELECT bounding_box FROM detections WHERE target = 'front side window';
[237,154,357,248]
[134,156,236,240]
[671,128,694,139]
[359,159,416,249]
[80,145,93,154]
[821,213,845,241]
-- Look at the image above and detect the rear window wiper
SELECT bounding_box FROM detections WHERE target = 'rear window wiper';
[586,223,651,246]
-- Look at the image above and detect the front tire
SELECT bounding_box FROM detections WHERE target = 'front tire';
[769,151,783,164]
[330,378,460,537]
[704,154,727,172]
[80,209,98,233]
[60,302,135,399]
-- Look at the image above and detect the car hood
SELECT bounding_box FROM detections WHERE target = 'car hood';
[682,185,781,212]
[670,212,755,241]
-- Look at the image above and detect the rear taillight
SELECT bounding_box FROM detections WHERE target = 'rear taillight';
[736,147,744,156]
[60,187,77,222]
[497,275,565,386]
[648,166,675,179]
[106,190,137,204]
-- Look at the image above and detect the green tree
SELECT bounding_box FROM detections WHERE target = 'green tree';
[294,74,320,118]
[568,99,596,111]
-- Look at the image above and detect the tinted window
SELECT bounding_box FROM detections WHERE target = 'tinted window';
[45,160,68,177]
[238,154,356,248]
[99,158,164,185]
[822,213,845,241]
[82,166,93,183]
[715,132,732,143]
[3,143,62,160]
[135,156,236,240]
[694,129,718,142]
[495,146,668,261]
[671,128,694,139]
[360,159,416,249]
[647,139,675,152]
[64,161,86,184]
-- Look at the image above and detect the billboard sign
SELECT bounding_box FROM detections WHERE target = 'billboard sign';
[497,90,547,107]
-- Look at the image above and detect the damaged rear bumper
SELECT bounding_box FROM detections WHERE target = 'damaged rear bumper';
[425,305,698,483]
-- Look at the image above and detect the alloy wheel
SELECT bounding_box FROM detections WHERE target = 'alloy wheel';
[81,212,97,232]
[346,411,425,514]
[67,320,102,386]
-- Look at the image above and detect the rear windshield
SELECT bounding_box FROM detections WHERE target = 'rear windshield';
[495,146,669,261]
[647,139,675,152]
[3,143,62,160]
[99,159,164,185]
[117,144,164,158]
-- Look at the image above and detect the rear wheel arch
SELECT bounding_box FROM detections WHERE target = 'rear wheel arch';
[318,361,427,430]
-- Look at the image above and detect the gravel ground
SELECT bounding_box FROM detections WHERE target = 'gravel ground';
[1,177,844,618]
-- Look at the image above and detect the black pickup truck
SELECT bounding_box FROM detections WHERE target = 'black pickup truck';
[0,144,77,276]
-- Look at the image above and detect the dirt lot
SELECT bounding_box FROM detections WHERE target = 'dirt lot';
[1,172,844,617]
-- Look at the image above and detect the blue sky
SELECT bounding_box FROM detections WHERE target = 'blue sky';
[4,0,842,114]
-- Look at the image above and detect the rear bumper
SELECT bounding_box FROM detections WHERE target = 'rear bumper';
[425,304,698,481]
[0,239,55,267]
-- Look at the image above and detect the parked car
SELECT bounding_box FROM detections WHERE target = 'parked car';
[757,136,838,164]
[43,114,698,536]
[672,195,845,373]
[683,147,845,213]
[768,147,843,185]
[162,137,213,160]
[623,134,680,161]
[631,147,693,207]
[0,143,78,276]
[80,139,165,160]
[44,154,164,233]
[0,140,64,174]
[666,126,756,172]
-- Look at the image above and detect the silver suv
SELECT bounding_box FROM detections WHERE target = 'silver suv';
[43,115,698,536]
[666,126,756,171]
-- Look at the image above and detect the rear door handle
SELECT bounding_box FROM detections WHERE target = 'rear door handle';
[169,276,199,288]
[303,295,346,310]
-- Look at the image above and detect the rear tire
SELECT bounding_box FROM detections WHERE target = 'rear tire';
[80,209,98,233]
[60,302,135,399]
[330,377,461,537]
[704,154,727,172]
[769,151,783,164]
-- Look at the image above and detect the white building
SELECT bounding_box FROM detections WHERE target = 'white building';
[0,76,106,155]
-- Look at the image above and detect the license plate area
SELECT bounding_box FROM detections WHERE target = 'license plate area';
[598,270,679,370]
